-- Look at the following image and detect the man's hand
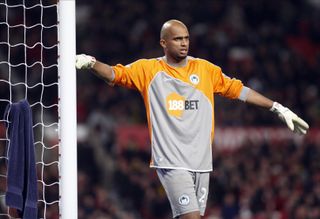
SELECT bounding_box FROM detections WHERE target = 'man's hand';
[75,54,96,69]
[270,102,309,135]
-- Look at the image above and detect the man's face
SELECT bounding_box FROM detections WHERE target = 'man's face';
[161,25,189,62]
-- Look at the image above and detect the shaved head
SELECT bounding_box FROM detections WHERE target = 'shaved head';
[160,19,188,40]
[159,19,190,65]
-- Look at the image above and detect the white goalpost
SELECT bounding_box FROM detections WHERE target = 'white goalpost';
[58,0,77,219]
[0,0,77,218]
[58,0,78,219]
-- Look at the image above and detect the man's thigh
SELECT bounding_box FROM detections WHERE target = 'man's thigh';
[156,169,209,218]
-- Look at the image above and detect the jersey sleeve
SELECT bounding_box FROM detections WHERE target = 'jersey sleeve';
[111,59,149,91]
[209,62,243,99]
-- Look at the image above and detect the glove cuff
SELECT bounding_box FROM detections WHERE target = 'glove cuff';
[88,55,96,68]
[270,102,282,113]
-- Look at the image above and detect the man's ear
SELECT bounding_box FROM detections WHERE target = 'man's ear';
[160,39,166,49]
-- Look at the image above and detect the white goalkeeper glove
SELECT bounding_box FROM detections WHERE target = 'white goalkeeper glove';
[75,54,96,69]
[270,102,309,135]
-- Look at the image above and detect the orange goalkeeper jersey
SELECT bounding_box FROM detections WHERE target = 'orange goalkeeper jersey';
[112,56,243,171]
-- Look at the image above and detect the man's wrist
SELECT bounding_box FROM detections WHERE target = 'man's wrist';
[88,56,96,68]
[270,102,279,112]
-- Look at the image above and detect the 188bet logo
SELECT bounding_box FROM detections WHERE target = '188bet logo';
[166,93,199,117]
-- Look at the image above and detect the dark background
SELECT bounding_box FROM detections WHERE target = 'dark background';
[75,1,320,218]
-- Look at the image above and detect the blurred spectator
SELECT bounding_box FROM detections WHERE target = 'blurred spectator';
[68,0,320,218]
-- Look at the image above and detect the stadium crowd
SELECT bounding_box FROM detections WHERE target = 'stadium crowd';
[0,0,319,218]
[75,0,320,218]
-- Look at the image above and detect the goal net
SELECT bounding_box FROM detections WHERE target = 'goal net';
[0,0,77,218]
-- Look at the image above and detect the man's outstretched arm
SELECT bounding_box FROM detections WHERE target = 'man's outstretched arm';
[245,88,309,135]
[75,54,114,83]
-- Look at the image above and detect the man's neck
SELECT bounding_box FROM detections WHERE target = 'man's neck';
[163,56,188,68]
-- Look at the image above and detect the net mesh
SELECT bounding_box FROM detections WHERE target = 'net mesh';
[0,0,59,218]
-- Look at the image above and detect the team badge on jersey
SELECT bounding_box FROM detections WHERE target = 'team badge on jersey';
[178,194,190,206]
[189,74,200,85]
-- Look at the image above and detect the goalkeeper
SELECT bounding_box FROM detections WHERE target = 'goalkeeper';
[76,19,309,219]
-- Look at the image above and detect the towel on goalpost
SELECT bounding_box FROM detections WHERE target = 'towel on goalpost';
[4,100,38,219]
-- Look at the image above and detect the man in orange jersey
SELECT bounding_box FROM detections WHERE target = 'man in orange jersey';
[76,20,309,219]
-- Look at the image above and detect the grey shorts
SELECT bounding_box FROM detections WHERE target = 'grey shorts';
[156,168,210,218]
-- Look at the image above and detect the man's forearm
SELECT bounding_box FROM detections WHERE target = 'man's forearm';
[245,88,273,109]
[92,60,115,83]
[75,54,115,83]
